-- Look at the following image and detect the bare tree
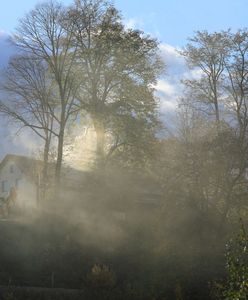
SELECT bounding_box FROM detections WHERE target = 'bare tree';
[13,1,79,179]
[177,30,248,223]
[0,54,57,180]
[181,31,230,123]
[224,30,248,145]
[220,29,248,220]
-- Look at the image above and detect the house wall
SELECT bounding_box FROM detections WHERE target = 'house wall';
[0,158,37,212]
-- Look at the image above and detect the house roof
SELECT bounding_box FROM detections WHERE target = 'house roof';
[0,154,163,207]
[0,154,88,184]
[0,154,43,181]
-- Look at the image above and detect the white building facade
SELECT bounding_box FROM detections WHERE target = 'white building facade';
[0,155,40,213]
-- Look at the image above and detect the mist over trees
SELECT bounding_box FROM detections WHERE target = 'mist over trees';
[0,1,247,300]
[0,0,162,178]
[70,1,162,167]
[0,55,57,179]
[179,30,248,224]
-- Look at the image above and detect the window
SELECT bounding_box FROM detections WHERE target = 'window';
[1,181,7,193]
[10,165,14,173]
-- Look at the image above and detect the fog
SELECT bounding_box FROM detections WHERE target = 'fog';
[0,158,238,299]
[0,1,247,300]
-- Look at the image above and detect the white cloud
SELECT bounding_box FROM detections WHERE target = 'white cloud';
[0,31,6,38]
[155,80,179,114]
[124,18,143,30]
[154,44,186,115]
[160,99,178,111]
[123,13,162,40]
[159,43,186,75]
[156,43,203,118]
[159,44,182,59]
[155,80,175,97]
[0,30,16,68]
[0,39,201,158]
[0,29,9,38]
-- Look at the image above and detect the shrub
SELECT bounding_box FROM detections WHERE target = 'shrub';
[86,264,116,289]
[220,221,248,300]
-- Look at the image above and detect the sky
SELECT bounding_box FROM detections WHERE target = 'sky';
[0,0,247,158]
[0,0,247,46]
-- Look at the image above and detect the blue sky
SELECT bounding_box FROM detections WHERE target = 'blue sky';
[0,0,247,46]
[0,0,247,158]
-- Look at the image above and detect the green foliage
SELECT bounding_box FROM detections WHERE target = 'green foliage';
[221,221,248,299]
[86,264,116,289]
[69,0,164,167]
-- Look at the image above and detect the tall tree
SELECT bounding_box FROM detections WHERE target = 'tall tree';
[0,54,57,180]
[221,30,248,219]
[13,1,79,179]
[69,0,163,167]
[224,30,248,146]
[181,31,229,123]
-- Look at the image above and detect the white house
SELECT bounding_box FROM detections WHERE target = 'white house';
[0,153,163,220]
[0,154,42,214]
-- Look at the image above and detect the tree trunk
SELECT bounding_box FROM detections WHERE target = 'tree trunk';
[39,132,52,204]
[43,134,50,179]
[94,118,106,168]
[214,100,220,123]
[56,105,66,181]
[212,77,220,124]
[55,125,65,180]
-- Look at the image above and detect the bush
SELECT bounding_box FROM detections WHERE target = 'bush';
[219,221,248,299]
[86,264,116,289]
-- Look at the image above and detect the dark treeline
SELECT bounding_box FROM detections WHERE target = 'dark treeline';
[0,1,248,300]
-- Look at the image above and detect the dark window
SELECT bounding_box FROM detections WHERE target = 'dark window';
[10,165,14,173]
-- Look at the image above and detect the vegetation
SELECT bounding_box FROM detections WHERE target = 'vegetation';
[0,1,247,300]
[219,221,248,299]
